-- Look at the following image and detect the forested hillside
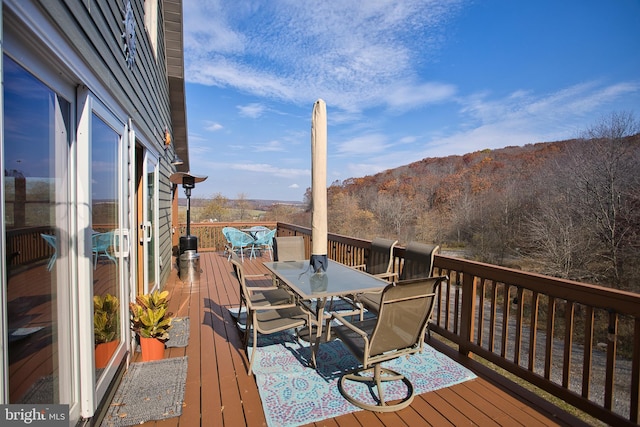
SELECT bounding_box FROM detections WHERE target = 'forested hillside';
[299,112,640,292]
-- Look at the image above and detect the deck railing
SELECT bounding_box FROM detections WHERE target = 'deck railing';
[5,226,57,272]
[272,222,640,426]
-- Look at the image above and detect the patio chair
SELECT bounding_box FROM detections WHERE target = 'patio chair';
[273,236,305,261]
[225,228,255,262]
[231,254,312,375]
[250,228,276,260]
[353,237,398,281]
[345,238,399,319]
[399,241,440,281]
[230,251,293,317]
[357,242,440,315]
[326,275,447,412]
[92,231,116,269]
[40,233,57,271]
[222,226,236,256]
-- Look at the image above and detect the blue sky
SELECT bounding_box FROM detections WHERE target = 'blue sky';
[182,0,640,202]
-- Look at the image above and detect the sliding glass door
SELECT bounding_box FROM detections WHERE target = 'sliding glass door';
[2,54,75,407]
[142,156,158,293]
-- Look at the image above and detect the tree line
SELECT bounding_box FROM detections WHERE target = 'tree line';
[198,112,639,293]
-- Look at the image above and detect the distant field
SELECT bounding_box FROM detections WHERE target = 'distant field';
[177,206,267,222]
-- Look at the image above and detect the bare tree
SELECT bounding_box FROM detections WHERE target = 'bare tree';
[235,193,253,221]
[568,111,640,288]
[524,192,594,280]
[372,193,416,241]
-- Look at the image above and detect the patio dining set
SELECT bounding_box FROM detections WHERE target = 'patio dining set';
[222,226,277,262]
[229,236,448,413]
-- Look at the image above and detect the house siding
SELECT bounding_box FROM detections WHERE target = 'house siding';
[1,0,187,421]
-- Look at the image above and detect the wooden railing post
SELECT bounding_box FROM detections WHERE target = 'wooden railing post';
[458,273,477,357]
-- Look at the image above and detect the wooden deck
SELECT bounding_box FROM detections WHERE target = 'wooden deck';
[130,251,589,427]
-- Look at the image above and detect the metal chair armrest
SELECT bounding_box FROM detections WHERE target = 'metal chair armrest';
[330,312,368,338]
[374,271,398,281]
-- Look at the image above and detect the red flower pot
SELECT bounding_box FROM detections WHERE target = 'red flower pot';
[139,336,165,361]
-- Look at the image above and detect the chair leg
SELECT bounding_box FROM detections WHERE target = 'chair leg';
[338,365,415,412]
[247,319,258,375]
[235,300,246,329]
[47,254,56,272]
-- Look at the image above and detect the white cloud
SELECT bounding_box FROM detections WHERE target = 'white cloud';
[237,103,266,118]
[204,121,223,131]
[253,140,285,152]
[336,134,388,156]
[385,82,458,111]
[230,162,309,179]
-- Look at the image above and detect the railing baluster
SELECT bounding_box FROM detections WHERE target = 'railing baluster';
[582,305,594,399]
[489,281,497,353]
[477,278,486,347]
[605,310,618,410]
[545,297,556,380]
[514,287,524,366]
[528,291,539,372]
[562,300,575,389]
[631,317,640,423]
[500,283,510,359]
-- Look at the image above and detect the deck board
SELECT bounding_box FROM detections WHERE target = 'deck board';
[126,251,584,427]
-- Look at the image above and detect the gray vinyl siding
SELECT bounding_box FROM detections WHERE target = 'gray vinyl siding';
[37,0,177,287]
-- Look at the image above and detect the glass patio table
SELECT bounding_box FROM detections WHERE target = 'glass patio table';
[263,259,388,366]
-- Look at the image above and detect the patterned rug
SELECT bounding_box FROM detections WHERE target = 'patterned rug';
[248,331,477,427]
[101,356,188,427]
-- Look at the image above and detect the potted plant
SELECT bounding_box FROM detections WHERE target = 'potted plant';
[129,289,173,361]
[94,293,119,368]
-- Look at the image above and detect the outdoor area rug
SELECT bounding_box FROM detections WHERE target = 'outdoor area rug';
[248,331,477,427]
[101,356,188,427]
[166,316,190,348]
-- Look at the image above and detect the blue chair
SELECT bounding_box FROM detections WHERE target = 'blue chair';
[92,231,116,269]
[250,228,276,260]
[225,228,255,262]
[40,233,57,271]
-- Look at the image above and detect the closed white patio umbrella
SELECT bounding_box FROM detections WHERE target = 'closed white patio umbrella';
[310,99,328,273]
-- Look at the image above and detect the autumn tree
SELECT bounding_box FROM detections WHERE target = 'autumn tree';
[200,193,230,222]
[327,191,376,238]
[263,203,302,223]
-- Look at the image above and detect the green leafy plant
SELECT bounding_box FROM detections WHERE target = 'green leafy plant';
[129,290,173,340]
[94,293,119,344]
